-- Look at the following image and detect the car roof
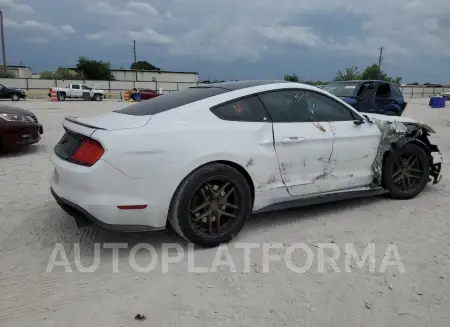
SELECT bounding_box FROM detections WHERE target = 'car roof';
[190,80,292,91]
[331,80,395,84]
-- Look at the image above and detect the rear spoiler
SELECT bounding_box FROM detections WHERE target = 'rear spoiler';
[65,116,107,130]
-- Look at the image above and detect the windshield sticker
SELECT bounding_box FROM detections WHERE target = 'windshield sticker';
[344,85,356,89]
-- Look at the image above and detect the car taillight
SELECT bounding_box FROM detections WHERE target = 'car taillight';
[70,138,104,166]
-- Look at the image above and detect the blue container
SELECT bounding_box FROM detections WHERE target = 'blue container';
[430,96,445,108]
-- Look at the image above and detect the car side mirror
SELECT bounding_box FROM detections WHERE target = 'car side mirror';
[353,119,365,125]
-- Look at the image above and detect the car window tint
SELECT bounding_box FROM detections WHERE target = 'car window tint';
[376,83,390,97]
[258,90,313,122]
[115,87,230,116]
[72,85,80,89]
[211,96,270,122]
[390,84,403,98]
[307,92,355,122]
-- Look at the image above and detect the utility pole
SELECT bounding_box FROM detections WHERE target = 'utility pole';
[377,46,384,79]
[0,10,7,76]
[132,40,137,82]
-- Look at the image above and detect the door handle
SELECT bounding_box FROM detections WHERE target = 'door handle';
[281,137,305,144]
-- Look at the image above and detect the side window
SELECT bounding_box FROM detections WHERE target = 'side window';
[259,90,355,123]
[71,84,80,90]
[307,92,356,122]
[375,83,390,97]
[81,85,90,90]
[210,96,270,122]
[390,85,403,98]
[258,90,313,122]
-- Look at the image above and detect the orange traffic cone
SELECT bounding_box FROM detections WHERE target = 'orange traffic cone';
[50,89,58,102]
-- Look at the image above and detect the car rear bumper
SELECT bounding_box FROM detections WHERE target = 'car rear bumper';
[50,154,169,230]
[51,188,162,232]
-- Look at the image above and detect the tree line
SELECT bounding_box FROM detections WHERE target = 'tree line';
[284,63,402,85]
[39,57,161,80]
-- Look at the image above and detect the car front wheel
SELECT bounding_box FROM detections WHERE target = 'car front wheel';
[382,143,430,199]
[11,93,19,101]
[168,163,252,248]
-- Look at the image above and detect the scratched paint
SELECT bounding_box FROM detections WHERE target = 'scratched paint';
[312,122,326,133]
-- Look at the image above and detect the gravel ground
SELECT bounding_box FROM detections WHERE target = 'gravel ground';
[0,98,449,327]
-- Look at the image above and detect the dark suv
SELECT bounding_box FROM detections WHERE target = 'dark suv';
[323,80,407,116]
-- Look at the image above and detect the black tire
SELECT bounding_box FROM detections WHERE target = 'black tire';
[59,93,66,101]
[94,94,102,101]
[168,163,252,248]
[382,143,430,199]
[11,93,19,101]
[384,110,398,116]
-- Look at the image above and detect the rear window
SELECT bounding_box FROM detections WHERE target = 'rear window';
[115,87,229,116]
[390,84,403,98]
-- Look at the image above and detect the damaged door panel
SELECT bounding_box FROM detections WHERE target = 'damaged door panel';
[271,122,334,196]
[258,89,334,197]
[325,120,382,191]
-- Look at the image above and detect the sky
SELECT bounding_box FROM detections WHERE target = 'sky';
[2,0,450,83]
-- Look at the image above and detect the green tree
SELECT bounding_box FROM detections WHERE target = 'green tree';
[40,67,83,80]
[39,71,54,79]
[284,73,300,82]
[335,66,361,81]
[360,64,402,84]
[130,61,160,71]
[76,56,115,80]
[360,64,387,80]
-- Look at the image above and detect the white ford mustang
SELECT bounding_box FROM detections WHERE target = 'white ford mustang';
[50,81,443,247]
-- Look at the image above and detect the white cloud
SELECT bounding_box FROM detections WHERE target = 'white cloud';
[262,26,324,48]
[26,0,450,65]
[86,1,158,17]
[126,29,172,45]
[61,25,76,34]
[0,0,34,13]
[126,2,158,15]
[5,18,76,38]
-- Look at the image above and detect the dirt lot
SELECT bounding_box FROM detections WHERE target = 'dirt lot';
[0,98,449,327]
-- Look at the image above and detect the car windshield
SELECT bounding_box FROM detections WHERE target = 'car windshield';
[323,82,360,97]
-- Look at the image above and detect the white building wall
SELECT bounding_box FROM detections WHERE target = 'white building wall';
[111,70,198,83]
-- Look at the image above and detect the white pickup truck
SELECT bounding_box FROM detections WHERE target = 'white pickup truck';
[51,83,105,101]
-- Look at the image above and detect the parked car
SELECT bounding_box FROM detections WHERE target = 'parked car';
[139,89,160,100]
[0,104,43,152]
[0,84,26,101]
[50,80,442,247]
[49,84,105,101]
[126,88,160,101]
[323,80,407,116]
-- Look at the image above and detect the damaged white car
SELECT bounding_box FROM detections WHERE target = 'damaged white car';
[50,81,443,247]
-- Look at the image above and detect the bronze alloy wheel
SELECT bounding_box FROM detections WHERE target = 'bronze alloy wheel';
[188,179,240,236]
[391,152,424,192]
[168,163,252,247]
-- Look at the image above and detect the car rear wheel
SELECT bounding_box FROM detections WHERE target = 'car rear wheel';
[382,143,430,199]
[168,163,252,248]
